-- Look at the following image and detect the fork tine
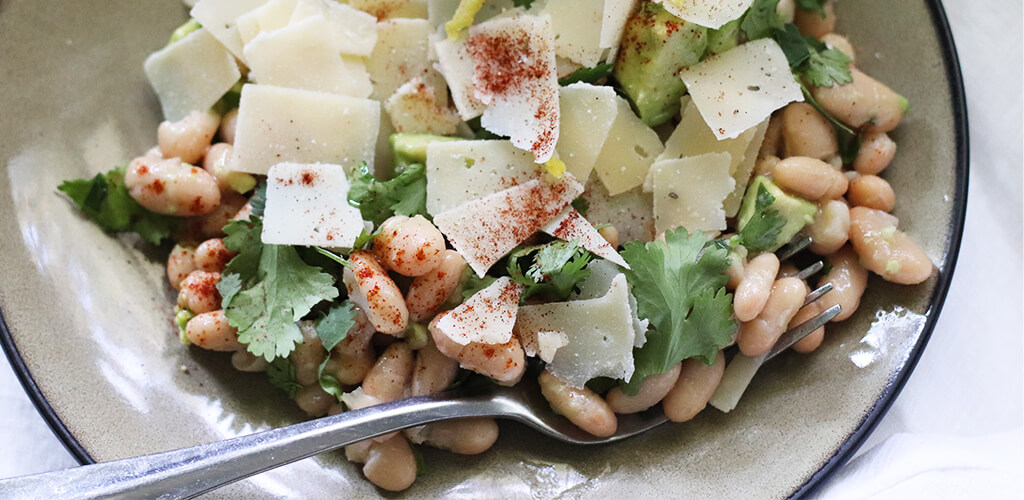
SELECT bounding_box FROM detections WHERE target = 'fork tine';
[794,260,824,280]
[775,235,812,261]
[766,304,841,360]
[803,283,834,306]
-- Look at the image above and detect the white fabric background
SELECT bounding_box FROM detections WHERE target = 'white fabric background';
[1,0,1022,497]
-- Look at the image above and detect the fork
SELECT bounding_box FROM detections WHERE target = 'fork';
[0,238,839,500]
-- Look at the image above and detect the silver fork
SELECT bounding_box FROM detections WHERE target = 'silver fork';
[0,238,839,500]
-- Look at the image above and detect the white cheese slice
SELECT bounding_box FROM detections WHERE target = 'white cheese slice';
[261,162,365,247]
[470,15,561,162]
[680,38,804,140]
[515,274,636,388]
[369,19,445,103]
[724,118,770,217]
[572,260,648,348]
[592,95,664,195]
[425,139,543,215]
[290,0,379,57]
[350,0,429,19]
[236,0,297,47]
[190,0,270,61]
[654,0,753,30]
[557,83,619,182]
[600,0,638,49]
[230,84,380,174]
[708,352,767,413]
[243,16,373,98]
[542,208,629,268]
[650,152,735,236]
[340,385,384,411]
[427,0,518,28]
[542,0,604,67]
[144,28,241,122]
[579,177,656,245]
[432,34,487,120]
[385,78,461,136]
[431,277,522,346]
[434,173,584,277]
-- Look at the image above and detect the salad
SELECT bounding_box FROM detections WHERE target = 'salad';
[58,0,934,492]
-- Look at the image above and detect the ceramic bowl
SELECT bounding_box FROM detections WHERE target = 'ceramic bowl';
[0,0,967,498]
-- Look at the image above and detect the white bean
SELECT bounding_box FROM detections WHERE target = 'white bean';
[346,251,409,335]
[193,238,236,273]
[734,253,780,322]
[817,246,869,322]
[125,155,221,216]
[794,0,836,38]
[808,199,851,256]
[322,312,377,386]
[605,362,681,414]
[790,300,826,353]
[773,156,849,201]
[430,312,526,385]
[363,342,414,403]
[373,215,446,277]
[295,384,333,417]
[177,270,221,314]
[180,191,248,240]
[219,108,239,145]
[736,277,807,357]
[230,350,269,372]
[782,102,838,160]
[167,243,198,289]
[538,370,617,437]
[360,434,417,492]
[820,33,855,64]
[157,110,220,166]
[291,323,325,387]
[185,310,241,351]
[409,339,460,397]
[411,418,499,455]
[848,175,896,212]
[848,207,932,284]
[662,351,725,423]
[853,131,897,175]
[810,68,906,133]
[406,250,467,322]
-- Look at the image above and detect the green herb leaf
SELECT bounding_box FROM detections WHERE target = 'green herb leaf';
[737,184,788,253]
[795,0,827,17]
[267,357,302,399]
[507,240,592,301]
[460,270,497,300]
[558,62,614,86]
[570,196,590,216]
[217,216,340,362]
[619,228,735,395]
[740,0,785,41]
[315,302,357,351]
[249,181,267,217]
[348,162,429,227]
[317,353,344,401]
[513,0,535,8]
[58,167,182,245]
[801,47,854,88]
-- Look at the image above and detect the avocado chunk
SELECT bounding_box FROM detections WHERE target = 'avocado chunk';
[613,2,708,127]
[390,133,460,172]
[704,18,741,58]
[736,176,817,253]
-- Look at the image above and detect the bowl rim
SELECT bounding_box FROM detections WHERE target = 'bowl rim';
[0,0,969,495]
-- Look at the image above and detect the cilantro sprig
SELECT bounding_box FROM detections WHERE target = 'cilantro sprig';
[347,162,429,227]
[619,228,736,395]
[507,240,592,301]
[558,63,614,86]
[737,184,787,253]
[58,167,181,245]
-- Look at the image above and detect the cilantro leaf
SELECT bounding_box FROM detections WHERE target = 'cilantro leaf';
[570,196,590,216]
[795,0,827,17]
[348,162,429,226]
[317,354,344,401]
[217,216,340,362]
[315,301,357,351]
[619,228,735,395]
[513,0,535,8]
[461,270,497,300]
[249,181,267,217]
[267,357,302,398]
[740,0,785,41]
[58,167,181,245]
[801,47,854,88]
[507,240,592,301]
[558,62,614,86]
[737,184,788,253]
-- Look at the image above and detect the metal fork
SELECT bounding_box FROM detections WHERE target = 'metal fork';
[0,238,839,500]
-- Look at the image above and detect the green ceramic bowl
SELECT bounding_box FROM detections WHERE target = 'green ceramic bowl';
[0,1,967,498]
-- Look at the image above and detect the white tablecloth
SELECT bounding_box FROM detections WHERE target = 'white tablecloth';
[2,0,1022,497]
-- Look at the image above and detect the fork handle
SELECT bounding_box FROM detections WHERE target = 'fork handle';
[0,392,500,500]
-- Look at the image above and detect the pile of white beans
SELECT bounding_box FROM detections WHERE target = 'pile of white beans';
[125,1,934,491]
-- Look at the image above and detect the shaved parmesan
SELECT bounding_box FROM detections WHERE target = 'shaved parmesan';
[557,83,619,182]
[385,78,461,135]
[515,274,637,388]
[680,38,803,140]
[542,208,629,268]
[341,385,383,411]
[428,0,517,28]
[543,0,604,67]
[579,177,656,244]
[236,0,297,47]
[261,163,365,247]
[144,28,241,122]
[655,0,753,29]
[190,0,269,60]
[243,16,373,98]
[520,330,569,363]
[469,15,561,162]
[431,277,521,346]
[289,0,379,57]
[432,34,487,120]
[369,19,445,103]
[349,0,429,19]
[434,173,584,277]
[572,260,648,348]
[592,96,664,195]
[651,152,735,235]
[725,118,770,216]
[601,0,639,49]
[708,352,768,413]
[230,84,379,174]
[425,140,542,215]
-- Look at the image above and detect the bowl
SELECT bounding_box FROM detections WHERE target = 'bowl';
[0,0,967,498]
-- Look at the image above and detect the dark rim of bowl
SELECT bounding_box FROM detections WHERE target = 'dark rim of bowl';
[0,0,970,492]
